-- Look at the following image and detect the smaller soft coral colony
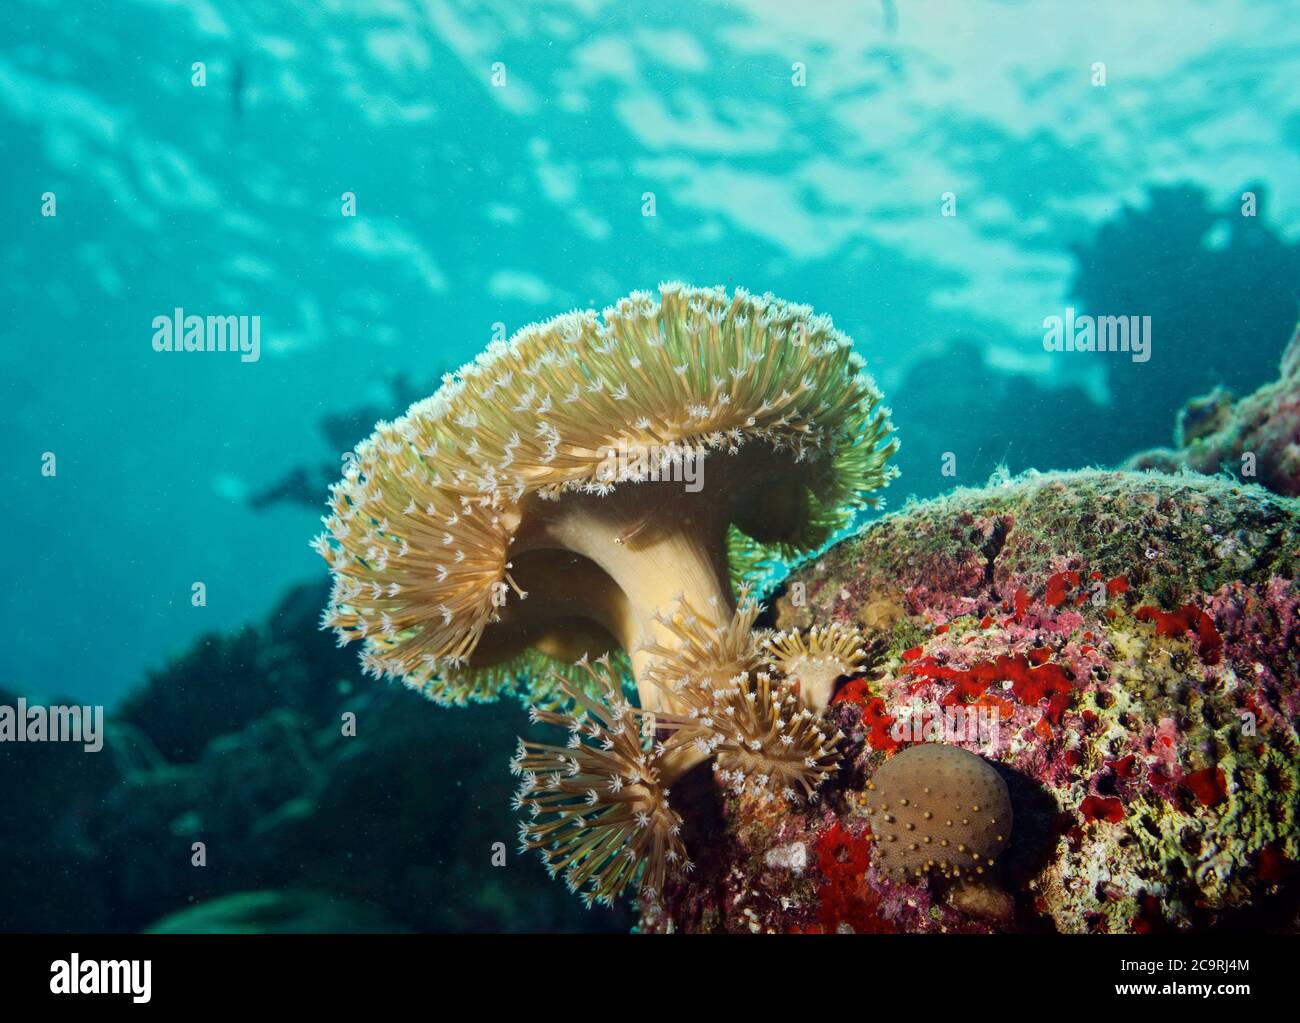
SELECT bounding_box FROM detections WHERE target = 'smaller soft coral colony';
[764,623,868,712]
[511,589,851,907]
[644,589,844,803]
[649,470,1298,933]
[510,656,688,907]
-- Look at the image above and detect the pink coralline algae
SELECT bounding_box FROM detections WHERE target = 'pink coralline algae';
[1126,322,1300,496]
[643,470,1299,934]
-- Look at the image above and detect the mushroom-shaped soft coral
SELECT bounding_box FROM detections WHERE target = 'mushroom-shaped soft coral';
[411,549,634,708]
[510,655,689,907]
[315,283,897,712]
[763,623,868,712]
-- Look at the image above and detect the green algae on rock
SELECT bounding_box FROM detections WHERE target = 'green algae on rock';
[648,470,1299,933]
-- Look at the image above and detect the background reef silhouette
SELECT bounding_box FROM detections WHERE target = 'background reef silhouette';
[0,580,628,934]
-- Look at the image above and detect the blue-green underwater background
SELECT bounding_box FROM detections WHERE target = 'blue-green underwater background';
[2,0,1298,931]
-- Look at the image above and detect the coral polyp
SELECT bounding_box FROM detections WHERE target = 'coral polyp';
[659,667,843,804]
[763,622,868,711]
[639,588,766,705]
[510,656,689,907]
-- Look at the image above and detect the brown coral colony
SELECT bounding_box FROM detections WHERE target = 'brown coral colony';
[864,743,1013,881]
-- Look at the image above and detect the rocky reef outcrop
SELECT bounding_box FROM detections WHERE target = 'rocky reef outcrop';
[1126,323,1300,496]
[648,470,1299,933]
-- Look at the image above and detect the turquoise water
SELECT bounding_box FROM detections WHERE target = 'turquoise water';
[4,0,1299,707]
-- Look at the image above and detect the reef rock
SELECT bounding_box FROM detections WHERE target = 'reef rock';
[1125,323,1300,496]
[648,470,1299,934]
